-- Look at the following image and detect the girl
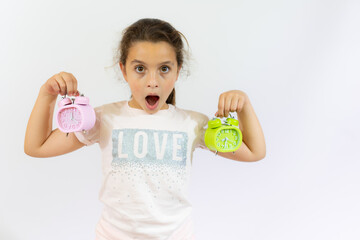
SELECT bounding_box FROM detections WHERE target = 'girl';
[24,18,266,240]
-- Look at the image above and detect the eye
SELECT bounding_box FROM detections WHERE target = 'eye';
[161,65,170,73]
[135,65,145,73]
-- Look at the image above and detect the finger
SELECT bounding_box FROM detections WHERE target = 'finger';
[48,78,60,95]
[237,97,245,113]
[61,72,74,96]
[224,96,232,117]
[218,94,225,118]
[54,74,67,96]
[230,97,238,112]
[69,73,78,96]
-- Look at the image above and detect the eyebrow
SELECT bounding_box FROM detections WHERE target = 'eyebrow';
[130,59,174,66]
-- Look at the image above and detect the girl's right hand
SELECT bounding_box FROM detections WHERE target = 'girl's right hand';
[40,71,80,97]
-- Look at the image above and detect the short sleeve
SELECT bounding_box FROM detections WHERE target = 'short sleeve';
[194,113,210,150]
[74,105,102,146]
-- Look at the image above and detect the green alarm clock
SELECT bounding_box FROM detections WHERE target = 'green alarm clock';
[204,114,243,154]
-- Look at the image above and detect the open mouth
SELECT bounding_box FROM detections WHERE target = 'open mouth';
[145,95,160,107]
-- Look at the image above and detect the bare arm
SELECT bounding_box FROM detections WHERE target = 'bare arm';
[24,72,85,158]
[215,91,266,162]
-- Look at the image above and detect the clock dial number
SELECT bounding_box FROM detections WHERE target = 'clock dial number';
[59,108,81,130]
[217,129,240,150]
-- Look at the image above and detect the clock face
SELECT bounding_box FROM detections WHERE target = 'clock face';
[58,107,82,131]
[216,128,241,151]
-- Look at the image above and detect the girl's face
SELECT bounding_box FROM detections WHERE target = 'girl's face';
[120,41,181,114]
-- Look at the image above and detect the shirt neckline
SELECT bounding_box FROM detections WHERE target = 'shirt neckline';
[125,100,175,116]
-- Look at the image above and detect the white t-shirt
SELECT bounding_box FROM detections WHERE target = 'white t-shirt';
[74,100,209,240]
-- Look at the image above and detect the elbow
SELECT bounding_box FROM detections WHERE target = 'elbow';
[24,144,31,156]
[236,153,266,162]
[24,145,41,158]
[24,139,34,157]
[24,147,35,157]
[254,155,266,162]
[259,152,266,161]
[251,152,266,162]
[24,137,43,158]
[253,147,266,162]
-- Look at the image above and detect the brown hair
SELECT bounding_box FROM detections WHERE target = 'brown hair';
[117,18,190,105]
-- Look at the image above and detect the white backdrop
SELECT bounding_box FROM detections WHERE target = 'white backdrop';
[1,0,359,239]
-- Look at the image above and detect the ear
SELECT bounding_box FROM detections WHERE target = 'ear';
[119,62,128,82]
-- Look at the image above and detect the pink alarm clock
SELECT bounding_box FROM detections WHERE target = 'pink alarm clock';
[56,93,96,134]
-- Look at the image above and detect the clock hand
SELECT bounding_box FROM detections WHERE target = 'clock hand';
[223,138,228,148]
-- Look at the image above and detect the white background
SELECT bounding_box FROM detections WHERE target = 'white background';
[1,0,360,239]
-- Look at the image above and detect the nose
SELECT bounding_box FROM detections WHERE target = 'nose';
[147,71,159,88]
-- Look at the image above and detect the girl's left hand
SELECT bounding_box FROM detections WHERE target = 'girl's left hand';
[215,90,248,118]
